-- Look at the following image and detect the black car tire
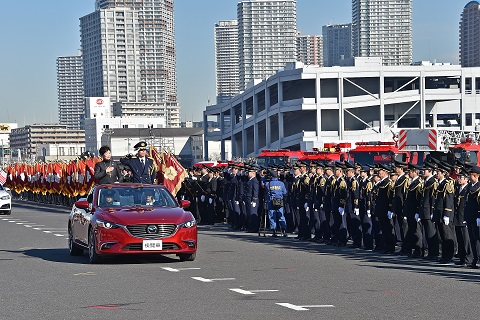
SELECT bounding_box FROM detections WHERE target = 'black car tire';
[178,252,196,262]
[88,230,102,264]
[68,226,84,256]
[6,210,11,215]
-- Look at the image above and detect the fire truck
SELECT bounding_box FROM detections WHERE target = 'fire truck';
[397,129,480,166]
[256,143,351,167]
[348,141,411,165]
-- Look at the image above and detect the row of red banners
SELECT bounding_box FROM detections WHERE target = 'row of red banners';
[3,147,187,197]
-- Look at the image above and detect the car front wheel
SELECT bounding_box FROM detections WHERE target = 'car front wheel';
[68,226,84,256]
[88,230,102,264]
[178,252,196,262]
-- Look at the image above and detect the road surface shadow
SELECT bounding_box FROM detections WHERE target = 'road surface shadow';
[203,226,480,284]
[0,247,185,265]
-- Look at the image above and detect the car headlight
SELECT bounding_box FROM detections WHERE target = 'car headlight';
[0,195,10,200]
[180,219,197,229]
[96,220,120,229]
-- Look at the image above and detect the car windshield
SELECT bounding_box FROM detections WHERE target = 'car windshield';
[98,186,178,208]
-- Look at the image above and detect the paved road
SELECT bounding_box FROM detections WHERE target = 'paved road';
[1,200,479,320]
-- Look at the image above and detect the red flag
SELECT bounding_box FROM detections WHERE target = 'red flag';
[162,151,187,196]
[150,146,164,185]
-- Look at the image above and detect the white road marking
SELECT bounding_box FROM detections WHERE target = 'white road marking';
[43,231,52,234]
[229,288,279,295]
[33,228,41,230]
[276,303,335,311]
[191,277,235,283]
[74,272,96,276]
[24,225,32,228]
[162,267,201,272]
[54,234,64,237]
[16,223,24,225]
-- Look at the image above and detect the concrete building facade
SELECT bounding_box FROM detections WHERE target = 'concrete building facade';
[215,20,240,104]
[57,52,85,130]
[322,23,352,67]
[460,1,480,67]
[204,60,480,159]
[296,33,323,67]
[80,0,180,127]
[352,0,412,66]
[9,124,85,161]
[238,0,297,90]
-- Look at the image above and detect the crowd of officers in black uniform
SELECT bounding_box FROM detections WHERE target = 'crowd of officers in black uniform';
[180,158,480,269]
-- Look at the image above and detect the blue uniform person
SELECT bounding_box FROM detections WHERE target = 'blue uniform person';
[120,141,157,184]
[265,170,288,237]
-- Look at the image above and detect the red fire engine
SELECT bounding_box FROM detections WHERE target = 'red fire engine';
[348,141,411,165]
[397,129,480,166]
[256,143,351,167]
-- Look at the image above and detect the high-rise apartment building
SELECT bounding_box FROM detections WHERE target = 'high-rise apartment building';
[322,23,352,67]
[57,51,85,130]
[460,1,480,67]
[238,0,297,90]
[352,0,412,66]
[296,33,323,67]
[214,20,239,104]
[80,0,180,127]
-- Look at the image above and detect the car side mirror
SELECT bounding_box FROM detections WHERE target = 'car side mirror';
[179,200,191,209]
[4,187,10,192]
[75,200,89,210]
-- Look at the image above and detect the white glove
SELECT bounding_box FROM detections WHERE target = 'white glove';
[235,201,239,205]
[443,216,450,226]
[338,207,344,216]
[366,210,371,218]
[387,211,393,220]
[430,214,433,220]
[201,195,205,202]
[354,208,360,216]
[208,198,213,204]
[219,197,222,202]
[320,204,324,210]
[304,203,309,211]
[252,202,256,208]
[477,218,480,227]
[414,213,420,222]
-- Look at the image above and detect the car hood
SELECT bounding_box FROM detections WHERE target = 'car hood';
[0,190,9,197]
[95,206,193,225]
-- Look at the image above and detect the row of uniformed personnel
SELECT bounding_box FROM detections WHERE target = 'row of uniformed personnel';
[179,158,480,269]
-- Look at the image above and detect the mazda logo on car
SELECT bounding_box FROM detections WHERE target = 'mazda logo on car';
[147,225,158,234]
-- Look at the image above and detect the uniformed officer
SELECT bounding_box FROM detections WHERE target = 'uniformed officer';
[312,162,326,242]
[120,141,157,184]
[245,166,260,232]
[403,163,424,258]
[465,166,480,269]
[376,164,395,254]
[358,165,373,250]
[265,169,288,236]
[323,162,336,243]
[433,162,455,263]
[454,169,471,266]
[345,162,361,248]
[332,162,347,246]
[420,162,439,260]
[392,160,410,255]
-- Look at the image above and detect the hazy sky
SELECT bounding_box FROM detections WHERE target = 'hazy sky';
[0,0,467,126]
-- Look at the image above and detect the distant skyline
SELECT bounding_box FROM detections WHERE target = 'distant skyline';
[0,0,468,126]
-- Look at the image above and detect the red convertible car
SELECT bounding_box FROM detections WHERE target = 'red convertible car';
[68,184,197,263]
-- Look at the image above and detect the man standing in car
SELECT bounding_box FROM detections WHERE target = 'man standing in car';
[120,141,157,184]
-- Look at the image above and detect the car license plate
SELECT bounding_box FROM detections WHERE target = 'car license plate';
[142,240,163,251]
